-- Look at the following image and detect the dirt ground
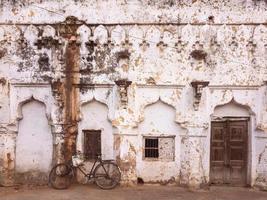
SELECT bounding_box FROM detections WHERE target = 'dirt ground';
[0,184,267,200]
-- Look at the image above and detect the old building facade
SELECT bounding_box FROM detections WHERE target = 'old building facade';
[0,0,267,189]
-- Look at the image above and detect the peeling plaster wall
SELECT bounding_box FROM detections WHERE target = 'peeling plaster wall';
[256,138,267,187]
[0,0,266,24]
[76,100,115,183]
[136,101,182,183]
[0,0,266,189]
[213,101,251,117]
[0,135,4,183]
[77,100,114,160]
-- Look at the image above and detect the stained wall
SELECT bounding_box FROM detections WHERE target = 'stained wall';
[0,0,266,189]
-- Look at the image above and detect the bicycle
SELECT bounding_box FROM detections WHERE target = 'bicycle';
[48,153,121,190]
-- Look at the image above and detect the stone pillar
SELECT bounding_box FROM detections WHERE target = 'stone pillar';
[1,129,17,186]
[113,102,137,185]
[51,124,65,164]
[114,131,137,185]
[180,126,208,189]
[113,77,137,184]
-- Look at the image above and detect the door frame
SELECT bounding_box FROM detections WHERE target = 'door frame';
[209,117,250,186]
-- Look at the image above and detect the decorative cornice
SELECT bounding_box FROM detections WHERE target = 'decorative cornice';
[10,82,51,87]
[137,84,185,89]
[208,85,260,90]
[73,83,115,88]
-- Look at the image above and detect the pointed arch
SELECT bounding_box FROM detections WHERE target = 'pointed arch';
[16,99,53,174]
[140,99,179,134]
[212,97,255,118]
[79,96,111,122]
[16,95,51,122]
[80,98,109,121]
[139,96,176,123]
[77,99,114,160]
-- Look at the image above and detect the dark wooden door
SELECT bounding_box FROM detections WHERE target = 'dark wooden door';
[84,130,101,160]
[210,120,247,186]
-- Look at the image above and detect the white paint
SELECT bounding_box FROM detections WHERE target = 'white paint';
[213,101,250,117]
[0,0,266,188]
[15,100,52,173]
[77,100,114,160]
[137,101,182,182]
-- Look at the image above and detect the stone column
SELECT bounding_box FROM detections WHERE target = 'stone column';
[113,77,137,185]
[1,129,17,186]
[51,124,65,164]
[180,126,208,189]
[114,130,138,185]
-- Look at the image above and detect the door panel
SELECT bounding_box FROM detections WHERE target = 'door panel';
[228,121,247,185]
[210,120,247,186]
[210,122,227,184]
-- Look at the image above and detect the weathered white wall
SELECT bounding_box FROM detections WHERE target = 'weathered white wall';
[139,100,179,134]
[16,100,52,173]
[0,0,266,24]
[0,0,266,189]
[255,137,267,187]
[213,101,251,117]
[76,99,115,183]
[136,100,182,183]
[77,100,114,160]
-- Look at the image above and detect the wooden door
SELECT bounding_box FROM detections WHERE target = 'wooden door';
[210,120,247,186]
[83,130,101,160]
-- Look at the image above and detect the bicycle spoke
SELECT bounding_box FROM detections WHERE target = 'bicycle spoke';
[94,162,121,189]
[49,163,74,190]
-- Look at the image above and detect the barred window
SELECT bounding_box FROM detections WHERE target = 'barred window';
[143,136,175,161]
[144,138,159,158]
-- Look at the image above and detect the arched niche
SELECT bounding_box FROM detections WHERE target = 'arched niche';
[42,25,56,37]
[138,94,178,124]
[139,100,180,134]
[137,100,181,182]
[212,99,253,118]
[0,27,5,41]
[79,96,112,122]
[144,26,161,47]
[111,25,126,45]
[77,100,114,160]
[162,30,175,46]
[94,25,108,44]
[16,99,53,175]
[210,98,257,186]
[77,24,91,42]
[16,96,51,123]
[24,25,39,46]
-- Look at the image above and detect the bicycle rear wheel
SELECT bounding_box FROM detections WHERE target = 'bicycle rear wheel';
[94,162,121,189]
[49,163,74,190]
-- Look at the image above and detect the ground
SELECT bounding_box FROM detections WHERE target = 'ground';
[0,184,267,200]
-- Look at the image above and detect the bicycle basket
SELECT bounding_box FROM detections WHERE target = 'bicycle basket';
[72,154,84,167]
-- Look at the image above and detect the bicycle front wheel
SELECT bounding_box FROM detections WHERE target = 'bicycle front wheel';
[94,162,121,189]
[49,163,74,190]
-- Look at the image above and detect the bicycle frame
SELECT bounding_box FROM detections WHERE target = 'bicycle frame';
[74,156,111,180]
[49,155,121,190]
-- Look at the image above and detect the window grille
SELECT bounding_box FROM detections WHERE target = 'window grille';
[143,136,175,161]
[144,138,159,158]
